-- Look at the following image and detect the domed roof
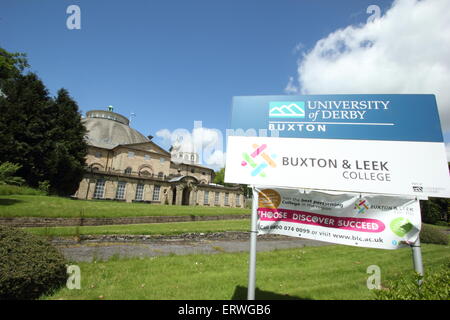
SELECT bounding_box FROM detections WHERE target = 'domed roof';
[83,110,149,149]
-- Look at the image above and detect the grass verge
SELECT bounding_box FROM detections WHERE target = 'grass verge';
[43,243,450,300]
[0,195,250,218]
[24,219,250,237]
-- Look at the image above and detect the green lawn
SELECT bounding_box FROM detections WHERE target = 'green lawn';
[0,195,250,218]
[44,243,450,300]
[25,219,250,237]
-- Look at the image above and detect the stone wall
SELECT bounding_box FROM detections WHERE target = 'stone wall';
[0,214,250,228]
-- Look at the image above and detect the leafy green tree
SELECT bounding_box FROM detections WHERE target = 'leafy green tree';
[214,167,251,198]
[0,48,28,81]
[0,47,87,196]
[0,162,25,186]
[213,168,225,184]
[45,89,87,195]
[0,72,54,186]
[420,197,448,225]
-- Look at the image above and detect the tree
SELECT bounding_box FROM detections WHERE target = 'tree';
[0,48,28,81]
[214,167,251,198]
[420,197,448,225]
[213,168,225,184]
[0,72,55,186]
[45,89,87,195]
[0,47,87,195]
[0,162,25,186]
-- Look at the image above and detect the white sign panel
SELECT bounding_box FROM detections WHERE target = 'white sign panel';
[256,188,421,250]
[226,136,450,197]
[225,95,450,198]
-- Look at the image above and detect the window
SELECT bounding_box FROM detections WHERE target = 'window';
[140,170,151,176]
[236,194,240,206]
[191,155,195,161]
[158,172,164,178]
[115,181,126,200]
[214,192,220,205]
[225,193,229,206]
[191,169,195,173]
[204,191,209,205]
[135,184,144,201]
[144,154,151,161]
[93,179,105,199]
[95,151,102,158]
[152,185,161,201]
[128,151,135,158]
[124,167,132,174]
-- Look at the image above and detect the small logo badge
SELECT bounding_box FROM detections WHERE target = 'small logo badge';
[354,199,369,214]
[390,217,413,237]
[241,143,277,177]
[269,101,305,118]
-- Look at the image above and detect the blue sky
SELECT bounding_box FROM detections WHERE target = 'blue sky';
[0,0,397,148]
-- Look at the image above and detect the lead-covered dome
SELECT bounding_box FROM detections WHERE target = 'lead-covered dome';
[83,110,149,149]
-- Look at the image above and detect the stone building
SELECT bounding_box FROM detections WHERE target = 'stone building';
[74,109,244,207]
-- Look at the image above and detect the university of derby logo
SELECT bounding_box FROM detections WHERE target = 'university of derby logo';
[354,198,369,214]
[241,144,277,177]
[269,101,305,118]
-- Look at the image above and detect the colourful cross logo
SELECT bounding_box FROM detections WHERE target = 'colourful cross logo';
[354,199,369,214]
[241,144,277,177]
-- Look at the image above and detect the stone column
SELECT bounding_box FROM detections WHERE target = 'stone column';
[167,188,174,205]
[175,185,184,206]
[190,186,198,206]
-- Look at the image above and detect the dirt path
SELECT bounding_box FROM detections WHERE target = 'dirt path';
[56,232,331,262]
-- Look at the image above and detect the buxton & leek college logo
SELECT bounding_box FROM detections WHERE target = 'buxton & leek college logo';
[241,144,277,177]
[354,199,369,214]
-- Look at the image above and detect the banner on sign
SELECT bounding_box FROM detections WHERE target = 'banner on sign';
[256,188,421,250]
[224,94,450,198]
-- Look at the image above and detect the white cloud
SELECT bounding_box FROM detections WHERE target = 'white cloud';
[155,128,172,142]
[290,0,450,131]
[204,150,226,169]
[155,123,225,170]
[284,76,299,94]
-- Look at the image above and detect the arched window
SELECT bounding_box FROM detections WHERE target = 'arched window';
[124,167,132,174]
[158,172,164,178]
[90,163,103,171]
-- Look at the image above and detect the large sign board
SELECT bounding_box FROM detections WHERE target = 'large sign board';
[256,188,421,250]
[225,95,450,197]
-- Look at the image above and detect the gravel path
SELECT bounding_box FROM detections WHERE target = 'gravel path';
[56,233,331,262]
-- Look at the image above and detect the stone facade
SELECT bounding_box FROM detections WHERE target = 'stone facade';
[74,109,244,207]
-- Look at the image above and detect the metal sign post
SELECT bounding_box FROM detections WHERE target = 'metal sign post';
[247,186,258,300]
[411,237,424,285]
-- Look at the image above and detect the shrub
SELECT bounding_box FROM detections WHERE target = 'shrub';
[0,226,68,300]
[435,221,449,227]
[420,224,449,245]
[374,262,450,300]
[420,198,447,224]
[38,180,50,195]
[0,184,45,196]
[0,162,25,186]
